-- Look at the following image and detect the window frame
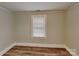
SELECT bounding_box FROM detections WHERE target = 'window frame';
[31,15,47,38]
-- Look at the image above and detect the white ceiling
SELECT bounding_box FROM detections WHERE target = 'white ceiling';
[0,2,77,11]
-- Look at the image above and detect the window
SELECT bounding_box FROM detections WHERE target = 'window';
[32,15,46,37]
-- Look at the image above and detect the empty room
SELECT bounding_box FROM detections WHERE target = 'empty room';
[0,2,79,56]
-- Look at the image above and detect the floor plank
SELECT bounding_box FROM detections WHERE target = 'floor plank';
[3,46,72,56]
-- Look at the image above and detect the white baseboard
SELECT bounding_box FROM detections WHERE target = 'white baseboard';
[63,45,77,56]
[0,42,77,56]
[15,43,65,48]
[0,43,16,56]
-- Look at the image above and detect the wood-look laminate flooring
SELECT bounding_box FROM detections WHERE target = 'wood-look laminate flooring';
[3,46,72,56]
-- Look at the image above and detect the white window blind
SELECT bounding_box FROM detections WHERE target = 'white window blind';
[32,15,46,37]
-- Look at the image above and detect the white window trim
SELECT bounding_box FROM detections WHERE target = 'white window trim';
[31,15,47,38]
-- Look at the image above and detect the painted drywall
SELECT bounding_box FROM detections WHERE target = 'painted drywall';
[65,3,79,55]
[0,3,79,55]
[0,7,15,52]
[15,11,65,44]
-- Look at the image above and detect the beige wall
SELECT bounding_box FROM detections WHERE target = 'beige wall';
[0,7,15,51]
[15,11,65,44]
[65,3,79,55]
[0,3,79,55]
